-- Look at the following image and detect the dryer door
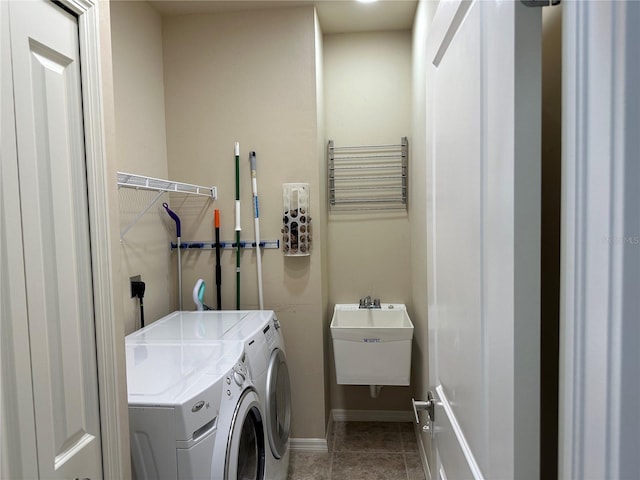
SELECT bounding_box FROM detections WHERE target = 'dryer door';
[265,349,291,459]
[226,390,265,480]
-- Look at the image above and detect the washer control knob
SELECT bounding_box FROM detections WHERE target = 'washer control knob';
[232,363,247,385]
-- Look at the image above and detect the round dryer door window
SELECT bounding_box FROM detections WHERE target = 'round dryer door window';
[266,348,291,459]
[226,390,266,480]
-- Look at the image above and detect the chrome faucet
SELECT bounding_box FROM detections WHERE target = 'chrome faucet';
[359,296,381,309]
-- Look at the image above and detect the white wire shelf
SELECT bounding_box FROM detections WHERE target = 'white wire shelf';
[117,172,217,199]
[117,172,217,240]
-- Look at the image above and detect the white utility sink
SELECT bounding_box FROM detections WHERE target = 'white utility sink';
[330,304,413,386]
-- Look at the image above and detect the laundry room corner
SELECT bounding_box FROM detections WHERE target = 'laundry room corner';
[110,1,330,448]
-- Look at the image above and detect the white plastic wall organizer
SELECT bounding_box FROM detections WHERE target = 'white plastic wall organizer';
[282,183,311,256]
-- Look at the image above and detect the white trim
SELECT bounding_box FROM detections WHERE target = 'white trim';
[560,2,640,479]
[0,3,39,477]
[58,0,128,478]
[325,410,334,450]
[440,465,448,480]
[414,421,432,480]
[288,438,329,453]
[425,0,471,65]
[330,409,413,423]
[291,408,417,454]
[436,386,484,480]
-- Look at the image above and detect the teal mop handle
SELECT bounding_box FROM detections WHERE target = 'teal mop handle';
[234,142,241,310]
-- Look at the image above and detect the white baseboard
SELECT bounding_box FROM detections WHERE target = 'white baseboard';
[330,409,413,422]
[290,409,416,454]
[414,421,432,480]
[289,438,329,453]
[326,410,335,450]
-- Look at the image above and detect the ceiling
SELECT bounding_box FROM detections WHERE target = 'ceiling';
[146,0,418,34]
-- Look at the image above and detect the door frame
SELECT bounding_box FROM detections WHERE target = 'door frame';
[60,0,128,478]
[0,0,131,478]
[560,1,640,478]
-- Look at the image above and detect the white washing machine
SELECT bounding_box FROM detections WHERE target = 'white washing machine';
[126,340,265,479]
[126,334,267,479]
[129,310,292,480]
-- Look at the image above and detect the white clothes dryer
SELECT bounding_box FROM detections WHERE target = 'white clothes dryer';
[260,316,291,480]
[127,310,252,344]
[211,375,265,480]
[216,312,292,479]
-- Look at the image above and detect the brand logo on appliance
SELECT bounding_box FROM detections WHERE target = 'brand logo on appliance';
[192,400,205,412]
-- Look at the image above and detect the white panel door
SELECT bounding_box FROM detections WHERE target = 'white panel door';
[425,1,541,479]
[8,0,103,478]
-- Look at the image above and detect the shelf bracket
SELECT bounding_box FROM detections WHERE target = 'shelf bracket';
[117,172,217,240]
[119,190,164,240]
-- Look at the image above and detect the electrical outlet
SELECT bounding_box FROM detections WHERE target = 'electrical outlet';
[130,275,141,298]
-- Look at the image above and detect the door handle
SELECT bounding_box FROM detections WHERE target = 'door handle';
[412,390,436,423]
[412,398,432,423]
[412,391,439,434]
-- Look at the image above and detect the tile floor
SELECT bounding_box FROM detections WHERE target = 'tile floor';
[287,421,426,480]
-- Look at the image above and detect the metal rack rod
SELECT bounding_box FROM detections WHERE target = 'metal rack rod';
[330,205,407,212]
[332,197,406,204]
[330,166,404,173]
[331,186,406,192]
[331,154,404,161]
[329,143,403,150]
[332,175,405,181]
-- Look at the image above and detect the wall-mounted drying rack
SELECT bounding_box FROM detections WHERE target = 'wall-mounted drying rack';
[328,137,408,211]
[171,240,280,250]
[117,171,217,240]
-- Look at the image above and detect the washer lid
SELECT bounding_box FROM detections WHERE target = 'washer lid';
[126,341,243,406]
[125,310,252,344]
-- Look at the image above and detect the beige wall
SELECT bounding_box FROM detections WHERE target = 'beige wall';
[324,31,413,411]
[111,0,172,335]
[161,6,327,439]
